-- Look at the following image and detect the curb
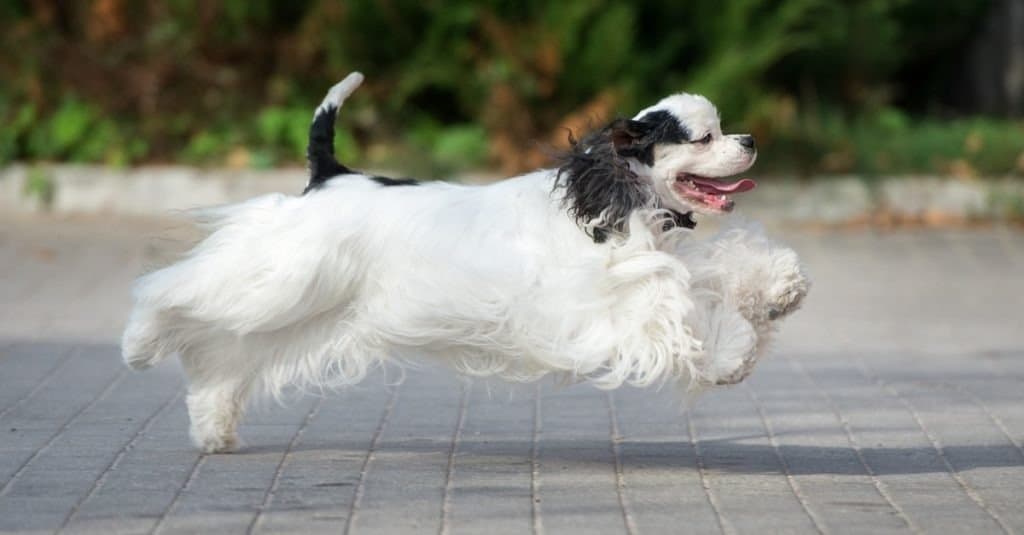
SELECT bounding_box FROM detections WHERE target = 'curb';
[2,164,1023,224]
[0,164,304,218]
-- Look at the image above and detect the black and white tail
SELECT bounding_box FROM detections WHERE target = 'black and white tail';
[304,71,364,194]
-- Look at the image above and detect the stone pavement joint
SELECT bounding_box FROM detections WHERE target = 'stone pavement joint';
[57,388,185,532]
[0,369,127,498]
[343,385,399,535]
[248,397,325,534]
[686,413,733,535]
[856,359,1013,534]
[743,384,828,534]
[151,443,206,534]
[530,384,543,535]
[784,355,921,534]
[0,347,75,422]
[439,384,470,535]
[607,391,638,535]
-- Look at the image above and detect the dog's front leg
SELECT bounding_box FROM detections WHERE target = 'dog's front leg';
[690,298,759,386]
[680,223,809,386]
[704,222,810,338]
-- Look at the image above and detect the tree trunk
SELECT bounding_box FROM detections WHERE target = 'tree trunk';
[962,0,1024,117]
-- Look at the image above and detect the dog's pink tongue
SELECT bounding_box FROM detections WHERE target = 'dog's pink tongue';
[693,178,757,194]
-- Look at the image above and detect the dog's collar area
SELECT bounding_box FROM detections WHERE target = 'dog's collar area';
[670,210,696,229]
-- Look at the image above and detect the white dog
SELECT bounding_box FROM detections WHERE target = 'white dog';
[122,72,809,453]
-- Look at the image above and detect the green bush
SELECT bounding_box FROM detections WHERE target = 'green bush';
[403,120,489,175]
[432,126,489,169]
[0,0,1015,177]
[3,97,147,167]
[0,102,36,165]
[182,130,235,165]
[757,107,1024,177]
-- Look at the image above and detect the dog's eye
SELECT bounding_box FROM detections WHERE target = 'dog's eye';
[695,134,712,144]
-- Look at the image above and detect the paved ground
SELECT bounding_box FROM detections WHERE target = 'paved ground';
[1,214,1023,534]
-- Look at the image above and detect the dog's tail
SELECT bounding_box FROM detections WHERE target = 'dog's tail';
[304,71,364,194]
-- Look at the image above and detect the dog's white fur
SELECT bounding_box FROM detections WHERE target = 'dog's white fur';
[122,73,809,453]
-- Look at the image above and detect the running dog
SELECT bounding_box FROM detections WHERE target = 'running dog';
[122,72,809,452]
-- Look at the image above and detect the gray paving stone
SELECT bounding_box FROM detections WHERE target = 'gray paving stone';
[687,386,822,534]
[611,386,723,534]
[347,370,462,534]
[0,214,1022,534]
[535,385,626,534]
[446,383,535,535]
[252,385,395,534]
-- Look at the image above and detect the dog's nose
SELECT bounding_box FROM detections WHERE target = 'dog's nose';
[739,135,756,150]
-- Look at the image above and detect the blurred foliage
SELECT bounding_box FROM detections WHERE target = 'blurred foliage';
[24,166,54,206]
[0,0,1021,178]
[767,106,1024,177]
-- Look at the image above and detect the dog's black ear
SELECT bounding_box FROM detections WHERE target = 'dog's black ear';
[620,110,693,166]
[608,119,647,150]
[608,119,656,166]
[555,121,653,243]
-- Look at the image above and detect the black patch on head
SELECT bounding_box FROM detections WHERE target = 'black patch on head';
[555,121,654,243]
[370,176,420,187]
[304,105,353,194]
[636,110,690,143]
[602,110,692,167]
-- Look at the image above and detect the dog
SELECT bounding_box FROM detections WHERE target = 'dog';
[122,72,809,453]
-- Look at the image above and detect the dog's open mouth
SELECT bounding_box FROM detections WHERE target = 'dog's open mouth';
[673,173,757,212]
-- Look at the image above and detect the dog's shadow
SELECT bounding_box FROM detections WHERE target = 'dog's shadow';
[239,436,1022,477]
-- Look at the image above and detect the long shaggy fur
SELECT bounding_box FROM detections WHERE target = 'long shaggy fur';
[555,123,655,243]
[122,73,809,453]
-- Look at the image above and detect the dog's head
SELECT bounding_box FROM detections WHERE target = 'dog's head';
[558,93,757,242]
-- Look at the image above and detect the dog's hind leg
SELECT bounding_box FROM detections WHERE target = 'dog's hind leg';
[179,348,255,453]
[185,380,250,453]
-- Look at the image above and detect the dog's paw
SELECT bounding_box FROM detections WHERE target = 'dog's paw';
[186,395,243,454]
[191,429,240,454]
[713,356,757,386]
[701,307,759,386]
[764,262,809,322]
